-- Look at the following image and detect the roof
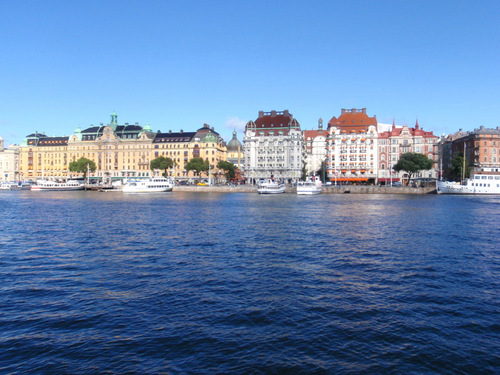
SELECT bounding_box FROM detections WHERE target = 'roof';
[153,131,196,143]
[254,110,300,130]
[378,122,437,138]
[328,108,377,133]
[227,130,243,151]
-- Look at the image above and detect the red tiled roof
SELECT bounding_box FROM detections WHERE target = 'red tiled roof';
[327,108,377,133]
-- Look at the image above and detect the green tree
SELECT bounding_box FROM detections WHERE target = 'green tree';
[185,157,210,177]
[393,152,434,184]
[68,157,96,180]
[150,156,174,177]
[448,152,470,181]
[217,160,236,181]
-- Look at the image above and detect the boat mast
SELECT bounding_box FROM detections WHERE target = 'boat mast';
[462,142,466,183]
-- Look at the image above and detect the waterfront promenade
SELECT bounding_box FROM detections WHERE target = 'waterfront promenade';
[173,185,437,194]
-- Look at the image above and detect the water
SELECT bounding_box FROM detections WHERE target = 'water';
[0,191,499,374]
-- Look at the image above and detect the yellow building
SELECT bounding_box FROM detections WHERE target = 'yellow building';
[19,113,228,181]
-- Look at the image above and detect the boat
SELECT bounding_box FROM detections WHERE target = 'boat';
[257,179,286,194]
[0,182,12,190]
[297,177,323,195]
[31,179,84,191]
[436,168,500,195]
[122,177,174,193]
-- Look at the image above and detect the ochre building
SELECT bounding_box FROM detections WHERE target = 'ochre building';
[18,113,227,181]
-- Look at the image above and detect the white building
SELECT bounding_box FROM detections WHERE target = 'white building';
[0,137,20,181]
[326,108,379,184]
[303,118,327,176]
[244,110,303,183]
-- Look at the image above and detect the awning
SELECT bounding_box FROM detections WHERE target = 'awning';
[331,178,369,182]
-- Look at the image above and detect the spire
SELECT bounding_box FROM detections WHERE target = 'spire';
[392,118,396,130]
[318,118,323,130]
[415,118,419,130]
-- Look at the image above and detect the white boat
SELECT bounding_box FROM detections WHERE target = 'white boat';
[31,179,84,191]
[122,177,174,193]
[437,169,500,195]
[297,178,323,195]
[0,182,13,190]
[257,179,286,194]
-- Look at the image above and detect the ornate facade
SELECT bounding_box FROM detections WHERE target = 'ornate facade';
[18,113,227,181]
[243,110,303,183]
[378,121,438,183]
[326,108,378,184]
[303,119,327,176]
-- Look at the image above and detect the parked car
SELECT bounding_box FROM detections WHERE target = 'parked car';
[197,182,207,186]
[391,181,402,187]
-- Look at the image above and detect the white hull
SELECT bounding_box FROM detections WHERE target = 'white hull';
[257,180,286,194]
[31,180,84,191]
[297,181,322,195]
[122,177,174,193]
[437,174,500,195]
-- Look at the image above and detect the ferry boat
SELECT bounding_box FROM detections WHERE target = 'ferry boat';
[297,177,323,195]
[257,179,286,194]
[122,177,174,193]
[436,168,500,195]
[31,179,84,191]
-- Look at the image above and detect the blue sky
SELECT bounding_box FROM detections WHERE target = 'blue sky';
[1,0,499,146]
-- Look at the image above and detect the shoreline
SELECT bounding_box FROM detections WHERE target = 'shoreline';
[171,185,437,194]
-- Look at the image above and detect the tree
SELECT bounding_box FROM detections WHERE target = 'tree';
[448,152,470,181]
[217,160,236,181]
[150,156,174,177]
[185,157,209,177]
[68,157,96,180]
[393,152,434,184]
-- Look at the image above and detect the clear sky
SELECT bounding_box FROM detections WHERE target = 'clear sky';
[1,0,499,146]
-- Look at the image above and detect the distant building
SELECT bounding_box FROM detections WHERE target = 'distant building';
[226,130,243,170]
[303,119,327,176]
[378,120,438,184]
[0,137,20,181]
[440,126,500,178]
[326,108,378,184]
[244,110,303,183]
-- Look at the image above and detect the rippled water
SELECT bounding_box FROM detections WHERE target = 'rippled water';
[0,191,499,374]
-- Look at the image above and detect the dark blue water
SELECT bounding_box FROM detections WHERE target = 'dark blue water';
[0,191,498,374]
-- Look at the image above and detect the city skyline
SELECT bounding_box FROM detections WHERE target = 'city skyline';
[1,1,499,146]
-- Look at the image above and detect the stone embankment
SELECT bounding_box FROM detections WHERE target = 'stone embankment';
[174,185,437,194]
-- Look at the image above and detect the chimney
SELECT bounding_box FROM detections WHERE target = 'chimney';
[271,110,277,117]
[180,129,183,134]
[258,111,264,118]
[283,109,289,116]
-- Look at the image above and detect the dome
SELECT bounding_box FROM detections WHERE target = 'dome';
[227,130,242,152]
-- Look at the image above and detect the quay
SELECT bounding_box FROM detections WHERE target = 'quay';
[172,185,437,194]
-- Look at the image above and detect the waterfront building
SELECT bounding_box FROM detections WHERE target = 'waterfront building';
[18,113,228,181]
[153,123,227,180]
[440,126,500,178]
[378,120,438,184]
[0,137,20,181]
[243,110,303,183]
[325,108,379,184]
[303,119,327,176]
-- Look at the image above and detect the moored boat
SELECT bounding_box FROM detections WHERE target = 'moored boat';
[437,168,500,195]
[31,179,84,191]
[297,177,323,195]
[257,179,286,194]
[122,177,174,193]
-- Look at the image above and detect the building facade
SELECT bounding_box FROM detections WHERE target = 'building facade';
[325,108,379,184]
[441,126,500,178]
[0,137,20,181]
[18,113,228,181]
[378,120,438,184]
[303,119,327,176]
[244,110,303,183]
